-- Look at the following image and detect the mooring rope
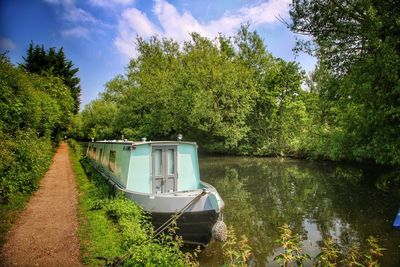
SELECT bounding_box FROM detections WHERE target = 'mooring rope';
[100,189,208,266]
[152,189,208,239]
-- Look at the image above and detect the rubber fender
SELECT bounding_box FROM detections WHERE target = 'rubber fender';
[212,220,227,242]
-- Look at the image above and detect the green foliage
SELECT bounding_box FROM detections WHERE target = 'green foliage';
[104,194,148,248]
[314,235,385,267]
[273,223,310,267]
[363,236,386,266]
[79,6,400,166]
[80,26,305,155]
[314,237,340,266]
[0,53,75,203]
[20,42,81,114]
[0,191,30,246]
[69,140,199,266]
[222,226,252,267]
[81,99,118,140]
[273,224,385,267]
[0,54,74,140]
[0,52,76,246]
[289,1,400,165]
[0,130,53,198]
[69,139,123,265]
[289,0,399,74]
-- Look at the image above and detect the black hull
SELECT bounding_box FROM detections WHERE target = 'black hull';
[150,210,219,246]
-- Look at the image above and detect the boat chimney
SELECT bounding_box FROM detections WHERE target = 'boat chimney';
[141,137,147,142]
[91,138,94,142]
[177,133,183,141]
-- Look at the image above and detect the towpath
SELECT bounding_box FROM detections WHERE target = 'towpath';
[0,142,82,266]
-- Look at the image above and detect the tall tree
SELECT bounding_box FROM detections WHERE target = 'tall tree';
[79,27,307,155]
[289,0,400,74]
[21,43,81,114]
[289,0,400,164]
[234,25,305,155]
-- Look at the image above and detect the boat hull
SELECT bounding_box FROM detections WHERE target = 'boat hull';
[151,210,219,246]
[123,188,223,246]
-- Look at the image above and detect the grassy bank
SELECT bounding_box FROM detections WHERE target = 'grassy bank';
[0,194,31,246]
[68,140,199,266]
[0,135,55,246]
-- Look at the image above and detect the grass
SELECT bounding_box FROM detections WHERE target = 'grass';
[68,141,124,266]
[0,193,31,246]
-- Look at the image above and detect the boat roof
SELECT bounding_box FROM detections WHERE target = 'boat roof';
[91,140,197,146]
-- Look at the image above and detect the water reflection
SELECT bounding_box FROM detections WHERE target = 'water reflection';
[198,157,400,266]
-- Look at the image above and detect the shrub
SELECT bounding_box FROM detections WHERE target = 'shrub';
[273,223,310,267]
[0,130,53,203]
[222,226,252,267]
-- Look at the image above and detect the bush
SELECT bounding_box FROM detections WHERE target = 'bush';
[0,130,53,203]
[222,226,252,267]
[0,54,75,202]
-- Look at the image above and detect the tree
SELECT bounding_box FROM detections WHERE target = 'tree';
[289,0,400,165]
[81,99,118,140]
[0,55,73,201]
[234,25,306,155]
[79,27,306,155]
[21,43,81,114]
[289,0,400,75]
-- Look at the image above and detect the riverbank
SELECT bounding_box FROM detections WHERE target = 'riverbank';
[68,140,199,266]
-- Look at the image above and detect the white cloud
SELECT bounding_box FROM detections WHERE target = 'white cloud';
[240,0,290,25]
[90,0,135,8]
[61,26,90,39]
[114,8,160,57]
[153,0,206,41]
[122,8,160,38]
[0,37,16,50]
[115,0,291,58]
[64,6,98,23]
[43,0,105,39]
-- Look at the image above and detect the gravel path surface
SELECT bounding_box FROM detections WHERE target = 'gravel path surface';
[0,142,82,267]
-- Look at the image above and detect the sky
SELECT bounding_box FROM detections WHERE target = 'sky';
[0,0,316,110]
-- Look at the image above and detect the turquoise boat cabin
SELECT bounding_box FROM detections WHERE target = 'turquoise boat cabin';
[86,139,226,246]
[86,140,203,194]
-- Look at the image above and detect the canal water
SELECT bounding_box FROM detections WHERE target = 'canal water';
[198,156,400,266]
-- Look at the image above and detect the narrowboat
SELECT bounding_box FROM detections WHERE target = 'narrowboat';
[85,138,226,246]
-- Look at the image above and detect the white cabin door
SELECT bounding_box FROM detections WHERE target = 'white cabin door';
[152,146,177,193]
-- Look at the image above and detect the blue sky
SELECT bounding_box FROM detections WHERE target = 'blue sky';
[0,0,316,109]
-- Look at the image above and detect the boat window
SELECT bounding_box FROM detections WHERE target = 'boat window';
[99,149,103,163]
[154,149,162,176]
[167,149,175,175]
[93,147,97,159]
[109,150,116,172]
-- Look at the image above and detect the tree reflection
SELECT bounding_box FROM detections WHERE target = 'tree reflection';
[199,157,400,266]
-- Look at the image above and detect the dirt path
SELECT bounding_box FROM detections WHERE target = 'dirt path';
[0,142,82,267]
